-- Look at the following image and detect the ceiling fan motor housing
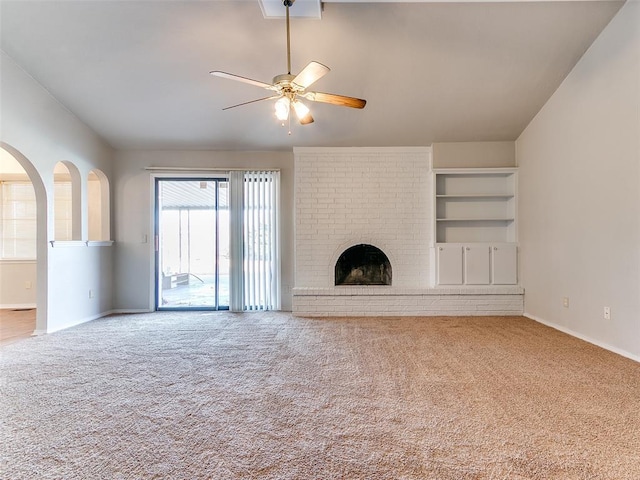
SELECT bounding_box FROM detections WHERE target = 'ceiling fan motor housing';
[273,73,303,99]
[273,74,297,86]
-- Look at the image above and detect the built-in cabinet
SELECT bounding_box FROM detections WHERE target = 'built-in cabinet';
[436,243,517,285]
[434,168,518,285]
[436,244,464,285]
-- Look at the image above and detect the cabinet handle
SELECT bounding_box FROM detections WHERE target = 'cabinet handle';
[466,247,470,251]
[439,247,443,251]
[494,247,498,251]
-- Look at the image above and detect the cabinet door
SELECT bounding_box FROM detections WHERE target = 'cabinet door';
[492,244,517,284]
[437,245,463,285]
[464,245,490,284]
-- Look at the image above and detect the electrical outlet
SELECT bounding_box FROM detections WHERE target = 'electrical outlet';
[604,306,611,320]
[89,289,94,299]
[563,297,569,308]
[25,281,32,289]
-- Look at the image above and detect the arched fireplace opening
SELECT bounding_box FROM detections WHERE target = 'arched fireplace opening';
[335,244,392,286]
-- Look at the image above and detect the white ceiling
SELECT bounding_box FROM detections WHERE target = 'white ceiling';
[0,0,624,151]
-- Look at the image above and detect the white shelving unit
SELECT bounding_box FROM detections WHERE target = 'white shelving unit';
[433,168,518,285]
[434,168,517,243]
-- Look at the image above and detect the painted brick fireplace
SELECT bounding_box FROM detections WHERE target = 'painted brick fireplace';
[292,147,523,316]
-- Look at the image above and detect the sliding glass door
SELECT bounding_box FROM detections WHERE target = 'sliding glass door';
[155,179,229,310]
[155,171,280,312]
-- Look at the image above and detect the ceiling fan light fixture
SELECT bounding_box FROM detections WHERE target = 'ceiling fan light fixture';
[211,0,366,131]
[275,96,290,121]
[293,100,313,124]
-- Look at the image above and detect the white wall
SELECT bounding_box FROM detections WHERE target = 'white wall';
[48,244,113,330]
[0,261,37,308]
[0,51,115,332]
[112,150,294,311]
[516,2,640,360]
[432,141,516,168]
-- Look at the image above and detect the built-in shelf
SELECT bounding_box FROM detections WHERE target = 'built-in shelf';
[432,167,519,286]
[433,168,517,244]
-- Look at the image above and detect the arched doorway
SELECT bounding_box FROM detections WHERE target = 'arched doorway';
[0,143,48,336]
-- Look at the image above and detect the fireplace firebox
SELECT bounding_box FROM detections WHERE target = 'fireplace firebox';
[335,244,392,286]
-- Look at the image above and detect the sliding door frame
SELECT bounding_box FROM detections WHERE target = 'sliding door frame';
[152,174,229,311]
[147,169,281,313]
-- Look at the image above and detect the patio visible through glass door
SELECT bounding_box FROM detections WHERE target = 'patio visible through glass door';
[156,179,229,309]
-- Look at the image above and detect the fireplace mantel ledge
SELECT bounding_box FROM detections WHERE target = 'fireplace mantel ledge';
[292,286,524,296]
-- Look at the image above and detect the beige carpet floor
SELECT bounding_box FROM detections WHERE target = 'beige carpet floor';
[1,312,639,479]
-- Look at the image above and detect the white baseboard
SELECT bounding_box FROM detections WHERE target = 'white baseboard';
[524,312,640,364]
[31,309,152,336]
[109,309,153,314]
[45,310,115,334]
[0,303,36,310]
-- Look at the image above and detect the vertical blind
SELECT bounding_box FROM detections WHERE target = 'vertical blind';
[229,171,280,311]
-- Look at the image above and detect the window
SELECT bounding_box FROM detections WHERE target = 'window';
[0,149,36,259]
[88,169,110,241]
[0,181,36,259]
[156,178,229,310]
[54,162,73,241]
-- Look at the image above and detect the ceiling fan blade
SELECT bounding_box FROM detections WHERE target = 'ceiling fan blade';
[222,95,281,111]
[292,61,330,89]
[303,91,367,109]
[210,71,274,90]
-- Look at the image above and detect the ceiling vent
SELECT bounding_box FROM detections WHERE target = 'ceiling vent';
[259,0,322,19]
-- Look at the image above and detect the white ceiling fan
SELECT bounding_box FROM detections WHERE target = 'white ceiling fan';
[210,0,366,127]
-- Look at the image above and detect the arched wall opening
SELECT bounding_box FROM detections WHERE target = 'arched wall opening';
[88,169,110,241]
[53,161,81,241]
[0,142,48,334]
